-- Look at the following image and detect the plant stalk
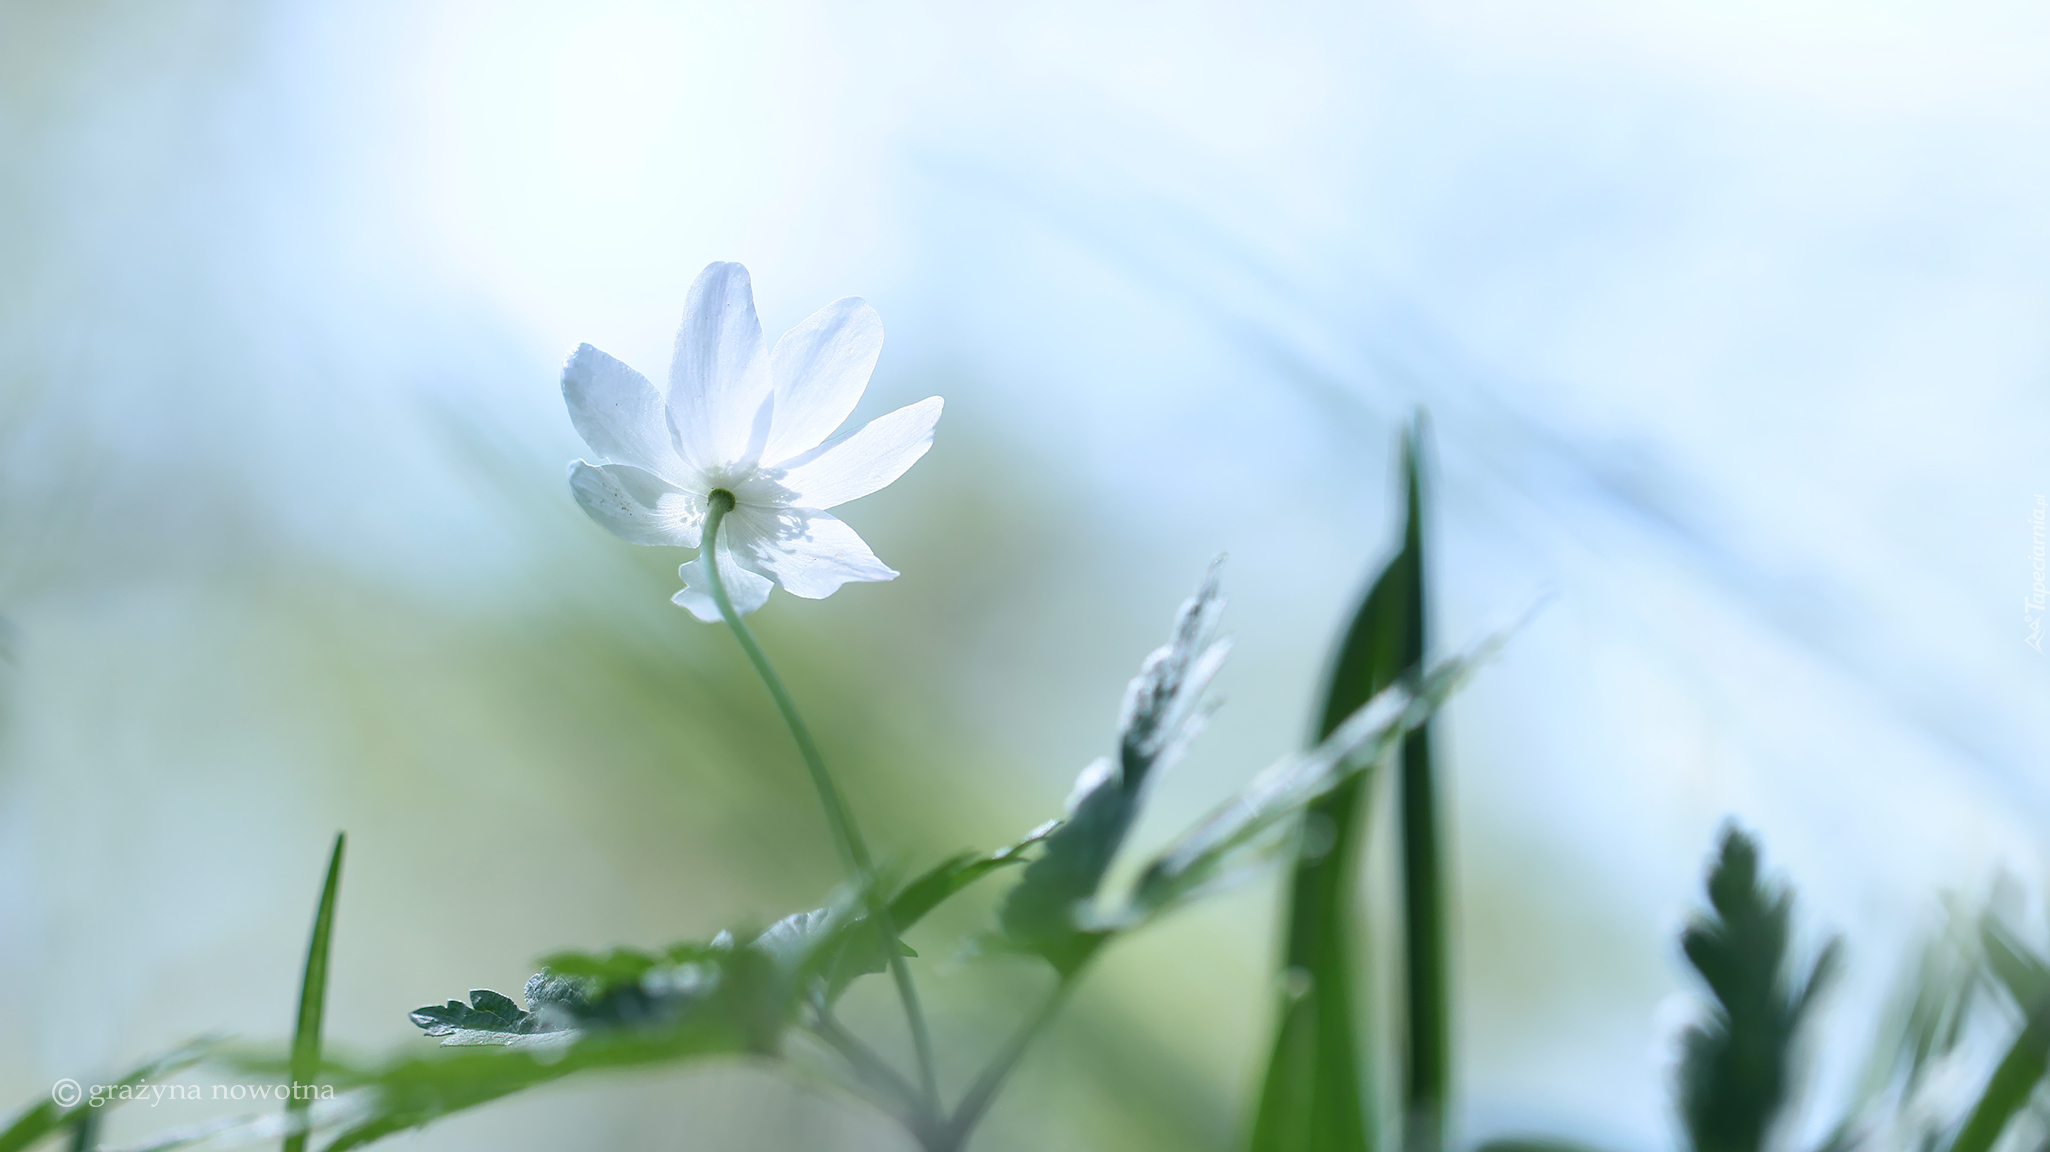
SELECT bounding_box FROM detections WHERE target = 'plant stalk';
[700,490,941,1115]
[937,978,1076,1151]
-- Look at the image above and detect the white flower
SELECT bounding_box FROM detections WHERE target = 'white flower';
[563,262,941,620]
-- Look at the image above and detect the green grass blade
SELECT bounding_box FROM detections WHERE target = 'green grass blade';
[1388,425,1446,1152]
[63,1111,95,1152]
[1949,1007,2050,1152]
[1250,419,1429,1152]
[284,833,345,1152]
[1949,919,2050,1152]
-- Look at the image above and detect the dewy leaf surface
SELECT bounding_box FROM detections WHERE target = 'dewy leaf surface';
[999,564,1229,974]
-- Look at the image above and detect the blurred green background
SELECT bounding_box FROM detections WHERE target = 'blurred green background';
[4,1,2049,1149]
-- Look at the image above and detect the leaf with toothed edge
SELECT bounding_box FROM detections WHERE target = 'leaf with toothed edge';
[999,563,1230,974]
[1677,826,1840,1152]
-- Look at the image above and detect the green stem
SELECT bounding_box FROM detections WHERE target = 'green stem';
[938,979,1075,1151]
[699,490,941,1116]
[808,1006,923,1114]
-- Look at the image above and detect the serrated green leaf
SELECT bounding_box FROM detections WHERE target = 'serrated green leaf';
[1001,564,1229,974]
[1126,647,1489,925]
[284,832,343,1152]
[408,987,561,1044]
[1678,827,1840,1152]
[324,1012,756,1152]
[0,1038,217,1152]
[363,916,831,1147]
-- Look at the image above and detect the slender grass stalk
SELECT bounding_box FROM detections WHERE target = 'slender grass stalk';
[808,1009,925,1116]
[940,978,1076,1151]
[1393,425,1448,1152]
[700,490,940,1116]
[64,1111,95,1152]
[285,833,345,1152]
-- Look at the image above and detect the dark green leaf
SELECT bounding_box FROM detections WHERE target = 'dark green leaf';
[1678,826,1840,1152]
[362,914,841,1147]
[408,988,559,1043]
[284,832,343,1152]
[1001,564,1230,974]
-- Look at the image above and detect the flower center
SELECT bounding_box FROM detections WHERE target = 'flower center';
[707,488,737,515]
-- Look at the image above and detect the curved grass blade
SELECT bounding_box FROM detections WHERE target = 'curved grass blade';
[1251,419,1425,1152]
[63,1110,94,1152]
[284,833,344,1152]
[1948,1008,2050,1152]
[1388,423,1448,1152]
[1949,917,2050,1152]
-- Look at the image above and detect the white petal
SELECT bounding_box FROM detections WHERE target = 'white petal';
[673,544,774,622]
[763,297,883,463]
[561,345,680,473]
[567,461,705,547]
[668,262,773,469]
[749,509,897,599]
[775,397,942,510]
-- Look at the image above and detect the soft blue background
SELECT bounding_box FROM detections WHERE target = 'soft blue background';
[4,1,2048,1148]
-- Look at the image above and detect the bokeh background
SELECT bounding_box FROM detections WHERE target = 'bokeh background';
[5,0,2050,1148]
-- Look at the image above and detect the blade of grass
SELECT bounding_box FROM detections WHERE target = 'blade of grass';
[1391,422,1446,1152]
[1948,1002,2050,1152]
[64,1110,95,1152]
[284,833,345,1152]
[1250,418,1429,1152]
[1948,920,2050,1152]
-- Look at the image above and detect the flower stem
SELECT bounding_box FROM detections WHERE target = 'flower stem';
[699,490,942,1116]
[937,978,1075,1151]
